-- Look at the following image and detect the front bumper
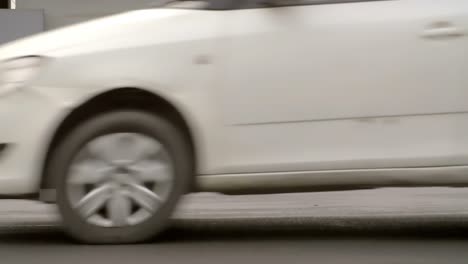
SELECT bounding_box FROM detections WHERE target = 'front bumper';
[0,87,68,195]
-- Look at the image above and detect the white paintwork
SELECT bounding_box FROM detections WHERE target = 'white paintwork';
[219,0,468,173]
[0,0,467,195]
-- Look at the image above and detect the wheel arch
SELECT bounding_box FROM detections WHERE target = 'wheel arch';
[39,87,198,197]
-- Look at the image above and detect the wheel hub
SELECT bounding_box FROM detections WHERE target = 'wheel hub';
[66,132,174,227]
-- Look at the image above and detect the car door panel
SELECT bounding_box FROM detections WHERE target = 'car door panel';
[216,0,468,173]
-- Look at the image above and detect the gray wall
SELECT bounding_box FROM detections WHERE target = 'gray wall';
[16,0,154,30]
[0,9,44,45]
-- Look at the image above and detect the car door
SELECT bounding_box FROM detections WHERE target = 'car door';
[215,0,468,174]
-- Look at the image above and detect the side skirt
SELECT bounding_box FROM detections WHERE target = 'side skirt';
[196,166,468,194]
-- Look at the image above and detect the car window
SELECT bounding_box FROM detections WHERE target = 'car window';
[164,1,210,9]
[150,0,238,10]
[244,0,390,9]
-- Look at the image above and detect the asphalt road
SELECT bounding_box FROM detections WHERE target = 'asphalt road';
[2,188,468,263]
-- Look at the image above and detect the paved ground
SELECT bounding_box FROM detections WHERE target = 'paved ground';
[2,187,468,263]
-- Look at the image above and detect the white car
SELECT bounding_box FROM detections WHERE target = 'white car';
[0,0,467,243]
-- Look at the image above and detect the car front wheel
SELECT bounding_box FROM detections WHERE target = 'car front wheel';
[48,110,192,244]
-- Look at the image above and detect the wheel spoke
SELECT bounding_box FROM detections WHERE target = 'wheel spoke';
[88,133,161,164]
[131,135,162,162]
[127,183,162,213]
[107,190,132,226]
[130,160,171,183]
[87,135,116,163]
[68,160,112,184]
[75,184,113,218]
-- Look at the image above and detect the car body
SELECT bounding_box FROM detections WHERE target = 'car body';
[0,0,468,243]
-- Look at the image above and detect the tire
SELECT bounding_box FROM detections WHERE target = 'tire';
[47,110,193,244]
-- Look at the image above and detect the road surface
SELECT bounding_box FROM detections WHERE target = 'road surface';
[2,187,468,263]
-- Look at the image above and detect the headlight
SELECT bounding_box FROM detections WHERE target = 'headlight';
[0,56,43,96]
